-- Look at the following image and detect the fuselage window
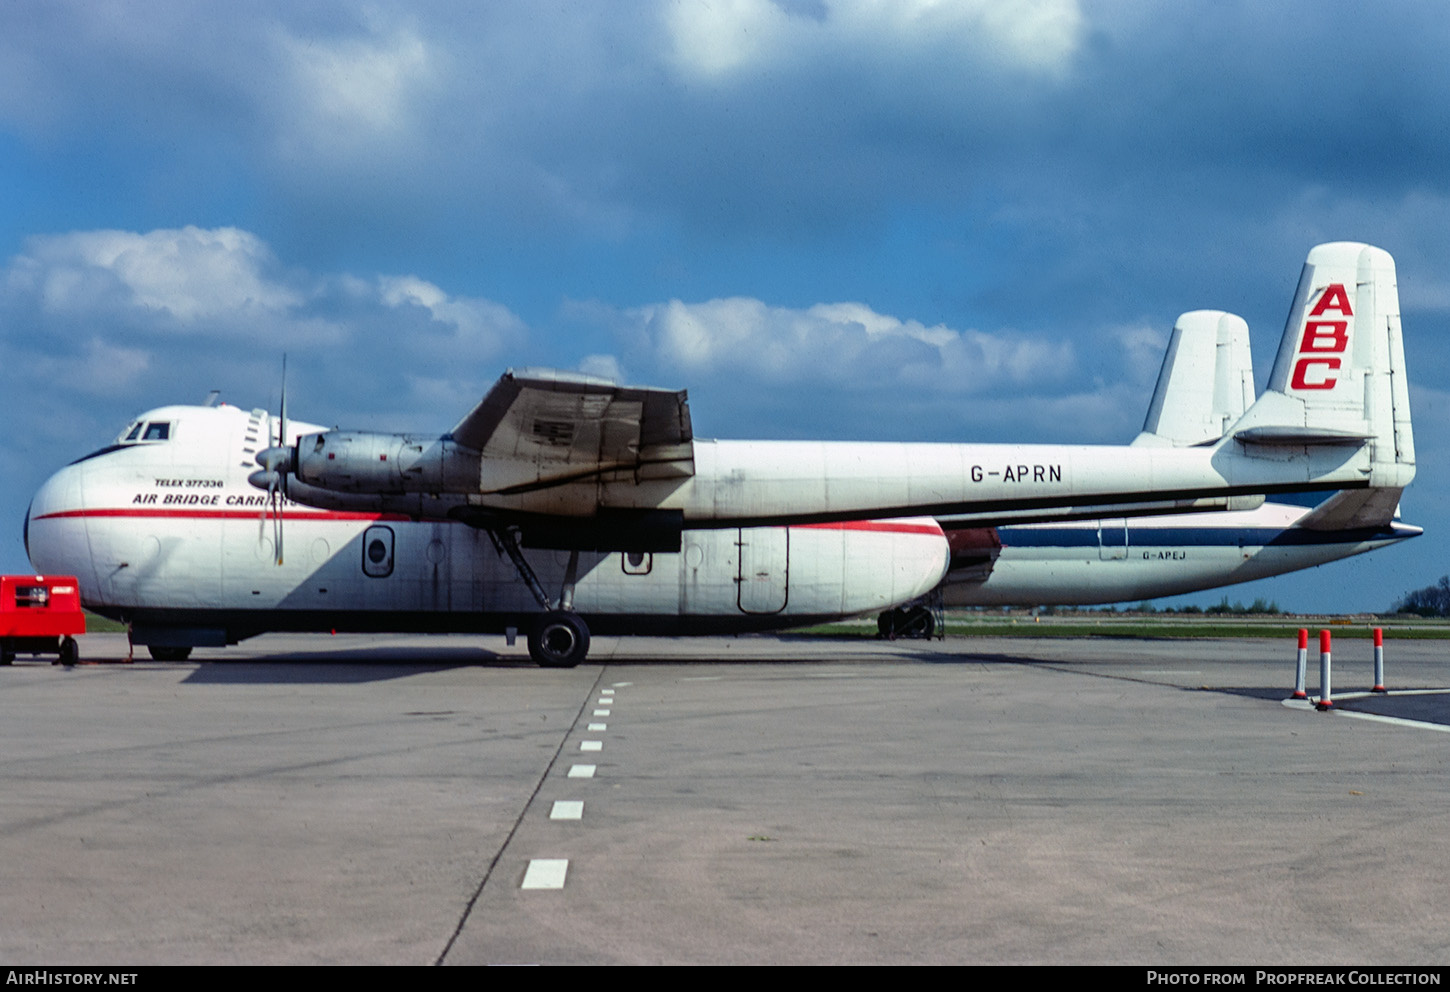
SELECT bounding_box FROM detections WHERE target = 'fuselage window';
[362,525,395,578]
[622,551,652,575]
[142,422,171,442]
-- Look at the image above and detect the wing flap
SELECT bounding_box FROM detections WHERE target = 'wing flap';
[449,368,694,493]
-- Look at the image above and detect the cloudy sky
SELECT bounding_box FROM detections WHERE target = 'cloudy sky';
[3,0,1448,612]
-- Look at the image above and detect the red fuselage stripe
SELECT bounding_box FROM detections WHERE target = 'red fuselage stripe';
[35,508,412,523]
[791,521,943,536]
[35,509,942,535]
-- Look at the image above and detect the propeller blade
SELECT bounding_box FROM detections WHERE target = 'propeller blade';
[275,356,286,566]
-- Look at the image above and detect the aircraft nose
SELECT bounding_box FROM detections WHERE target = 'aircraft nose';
[24,464,88,577]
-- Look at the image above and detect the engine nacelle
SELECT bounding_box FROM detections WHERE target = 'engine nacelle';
[294,431,481,495]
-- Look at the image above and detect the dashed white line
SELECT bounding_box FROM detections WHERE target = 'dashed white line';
[594,709,611,716]
[588,722,606,731]
[550,801,583,820]
[568,764,596,778]
[521,859,568,890]
[580,740,602,752]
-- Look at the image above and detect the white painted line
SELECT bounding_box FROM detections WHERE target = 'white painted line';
[580,740,602,752]
[521,859,568,890]
[588,722,606,731]
[611,682,632,687]
[1281,695,1450,733]
[551,800,584,820]
[601,688,615,695]
[568,764,596,778]
[596,698,612,706]
[593,709,611,717]
[1337,710,1450,733]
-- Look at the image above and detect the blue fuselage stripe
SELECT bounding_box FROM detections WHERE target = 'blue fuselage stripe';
[997,526,1399,549]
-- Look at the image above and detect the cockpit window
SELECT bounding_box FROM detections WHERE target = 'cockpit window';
[76,417,176,465]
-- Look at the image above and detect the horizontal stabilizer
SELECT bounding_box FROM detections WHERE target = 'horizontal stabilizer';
[1296,486,1409,532]
[1233,426,1372,446]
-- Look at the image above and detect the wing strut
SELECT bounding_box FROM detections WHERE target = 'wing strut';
[487,527,553,611]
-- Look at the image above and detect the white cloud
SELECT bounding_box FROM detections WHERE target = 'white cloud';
[578,353,625,382]
[0,226,526,433]
[272,13,439,159]
[624,295,1074,393]
[377,275,526,356]
[664,0,1085,80]
[13,226,301,325]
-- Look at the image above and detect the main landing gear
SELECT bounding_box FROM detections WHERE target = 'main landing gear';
[877,591,945,641]
[878,605,935,640]
[490,528,592,668]
[528,611,591,668]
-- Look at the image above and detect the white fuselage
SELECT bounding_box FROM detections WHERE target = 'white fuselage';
[941,502,1419,607]
[24,405,950,644]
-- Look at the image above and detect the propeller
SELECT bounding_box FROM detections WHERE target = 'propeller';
[248,356,293,565]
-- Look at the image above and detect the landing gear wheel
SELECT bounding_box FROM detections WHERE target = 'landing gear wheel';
[58,636,79,666]
[901,606,935,639]
[528,611,591,668]
[147,645,193,662]
[878,606,934,639]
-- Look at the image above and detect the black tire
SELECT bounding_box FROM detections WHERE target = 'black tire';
[528,612,591,668]
[58,636,79,666]
[147,645,193,662]
[0,640,14,665]
[901,606,935,639]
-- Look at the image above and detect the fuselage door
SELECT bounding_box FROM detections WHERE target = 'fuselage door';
[1099,519,1128,561]
[737,527,788,614]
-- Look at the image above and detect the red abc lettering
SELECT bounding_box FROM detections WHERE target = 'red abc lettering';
[1291,357,1341,390]
[1309,283,1353,317]
[1299,320,1348,353]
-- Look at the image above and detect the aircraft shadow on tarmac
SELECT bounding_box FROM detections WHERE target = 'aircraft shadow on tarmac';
[1213,685,1450,726]
[179,647,531,685]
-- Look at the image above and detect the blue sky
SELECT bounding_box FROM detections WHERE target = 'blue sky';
[3,0,1448,612]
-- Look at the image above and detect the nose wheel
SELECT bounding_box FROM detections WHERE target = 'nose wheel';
[528,611,591,668]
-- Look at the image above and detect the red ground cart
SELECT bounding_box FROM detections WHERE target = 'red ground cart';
[0,575,86,665]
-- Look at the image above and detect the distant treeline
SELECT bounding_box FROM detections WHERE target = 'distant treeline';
[1392,576,1450,617]
[1135,597,1282,615]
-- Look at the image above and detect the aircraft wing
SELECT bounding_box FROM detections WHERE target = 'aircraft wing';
[449,368,695,495]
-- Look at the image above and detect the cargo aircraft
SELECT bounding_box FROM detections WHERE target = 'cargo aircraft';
[24,243,1416,666]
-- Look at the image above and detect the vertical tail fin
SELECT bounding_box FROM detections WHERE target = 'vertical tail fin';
[1227,242,1415,492]
[1134,310,1255,447]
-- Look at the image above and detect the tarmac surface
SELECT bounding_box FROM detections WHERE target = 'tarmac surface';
[1,630,1447,965]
